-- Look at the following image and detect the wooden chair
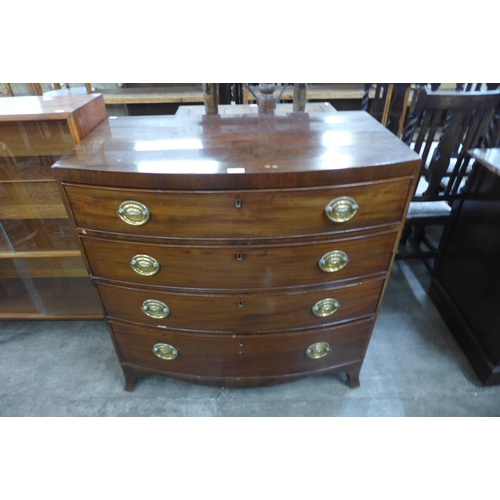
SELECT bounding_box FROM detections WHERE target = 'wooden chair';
[396,87,500,270]
[362,84,412,138]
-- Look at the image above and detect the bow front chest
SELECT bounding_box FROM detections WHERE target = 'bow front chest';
[53,111,420,390]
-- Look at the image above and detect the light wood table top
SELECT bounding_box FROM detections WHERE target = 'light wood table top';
[469,148,500,176]
[176,102,336,116]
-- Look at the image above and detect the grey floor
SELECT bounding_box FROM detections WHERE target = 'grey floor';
[2,258,500,417]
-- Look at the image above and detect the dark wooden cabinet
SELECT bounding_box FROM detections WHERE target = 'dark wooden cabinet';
[429,148,500,385]
[52,111,420,390]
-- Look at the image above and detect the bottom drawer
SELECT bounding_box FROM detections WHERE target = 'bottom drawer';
[110,318,374,380]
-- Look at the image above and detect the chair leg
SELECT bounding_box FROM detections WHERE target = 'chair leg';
[399,225,410,245]
[413,225,425,242]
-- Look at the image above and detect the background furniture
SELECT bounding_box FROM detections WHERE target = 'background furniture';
[242,84,373,105]
[1,83,44,96]
[53,111,420,390]
[429,148,500,385]
[396,88,500,271]
[1,83,93,97]
[361,84,412,138]
[203,84,309,115]
[176,102,336,116]
[99,83,206,115]
[2,83,209,117]
[0,93,107,318]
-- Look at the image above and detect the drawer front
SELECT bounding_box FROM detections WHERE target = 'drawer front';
[110,317,374,379]
[64,178,412,239]
[96,277,384,332]
[82,231,396,288]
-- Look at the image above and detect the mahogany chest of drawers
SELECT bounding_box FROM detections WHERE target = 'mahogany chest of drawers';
[52,111,421,390]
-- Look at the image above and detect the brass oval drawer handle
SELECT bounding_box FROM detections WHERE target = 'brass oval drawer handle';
[152,343,178,360]
[306,342,331,359]
[312,298,340,317]
[318,250,349,273]
[117,200,151,226]
[142,299,170,319]
[325,196,359,223]
[130,254,160,276]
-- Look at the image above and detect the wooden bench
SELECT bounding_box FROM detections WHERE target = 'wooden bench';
[97,86,205,105]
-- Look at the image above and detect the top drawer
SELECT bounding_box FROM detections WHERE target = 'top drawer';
[63,177,412,240]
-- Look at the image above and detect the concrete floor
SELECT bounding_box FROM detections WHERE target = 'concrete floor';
[2,258,500,417]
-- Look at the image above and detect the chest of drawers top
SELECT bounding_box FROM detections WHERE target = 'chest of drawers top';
[52,111,421,189]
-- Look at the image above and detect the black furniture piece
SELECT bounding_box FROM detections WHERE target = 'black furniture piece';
[429,148,500,385]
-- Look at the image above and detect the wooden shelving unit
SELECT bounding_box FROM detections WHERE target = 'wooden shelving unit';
[0,93,108,319]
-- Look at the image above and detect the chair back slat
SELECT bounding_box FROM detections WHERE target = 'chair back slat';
[413,109,433,153]
[371,84,393,125]
[422,110,443,167]
[424,109,467,198]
